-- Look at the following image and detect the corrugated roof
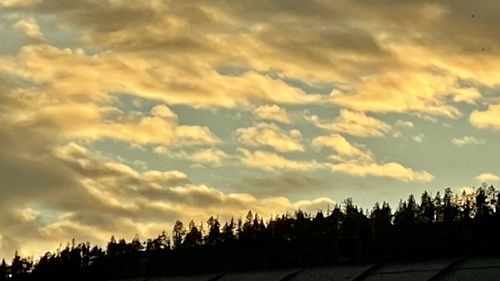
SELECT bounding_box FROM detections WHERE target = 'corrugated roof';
[289,264,375,281]
[104,257,500,281]
[217,268,299,281]
[148,274,222,281]
[436,257,500,281]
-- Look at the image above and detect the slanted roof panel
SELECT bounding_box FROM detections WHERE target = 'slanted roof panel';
[218,269,300,281]
[149,274,221,281]
[290,264,375,281]
[362,271,438,281]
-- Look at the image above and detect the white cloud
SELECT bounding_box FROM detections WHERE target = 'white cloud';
[413,134,425,143]
[475,173,499,183]
[328,161,434,183]
[293,197,336,213]
[153,146,169,155]
[451,136,485,147]
[14,18,45,42]
[395,120,414,129]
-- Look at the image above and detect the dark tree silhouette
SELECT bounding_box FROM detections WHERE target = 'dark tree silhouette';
[184,221,202,248]
[172,220,185,249]
[0,259,7,281]
[206,216,221,246]
[2,186,500,280]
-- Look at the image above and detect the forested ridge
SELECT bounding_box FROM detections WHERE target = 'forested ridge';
[2,185,500,281]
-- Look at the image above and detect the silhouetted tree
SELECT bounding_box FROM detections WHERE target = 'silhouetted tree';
[106,236,118,257]
[394,195,417,227]
[206,216,221,246]
[172,220,185,249]
[10,251,31,280]
[442,188,458,223]
[184,221,202,248]
[0,259,7,281]
[221,218,236,244]
[419,191,435,223]
[128,235,143,253]
[476,186,488,217]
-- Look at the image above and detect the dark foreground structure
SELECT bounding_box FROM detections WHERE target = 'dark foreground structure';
[103,256,500,281]
[2,186,500,280]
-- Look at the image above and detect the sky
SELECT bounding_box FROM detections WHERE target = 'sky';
[1,0,500,259]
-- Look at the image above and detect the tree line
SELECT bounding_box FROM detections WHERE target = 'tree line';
[2,184,500,280]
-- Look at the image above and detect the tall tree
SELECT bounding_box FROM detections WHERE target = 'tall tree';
[172,220,185,249]
[0,259,7,281]
[206,216,221,246]
[184,220,202,248]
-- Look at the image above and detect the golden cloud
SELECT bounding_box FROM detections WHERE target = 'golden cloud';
[7,0,500,119]
[329,162,434,183]
[13,17,45,42]
[313,133,433,182]
[239,149,325,172]
[0,0,40,7]
[237,123,304,153]
[316,110,391,137]
[158,148,230,167]
[470,104,500,130]
[253,105,290,124]
[312,134,372,160]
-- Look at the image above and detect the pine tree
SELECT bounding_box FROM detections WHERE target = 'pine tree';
[0,259,7,281]
[172,220,185,249]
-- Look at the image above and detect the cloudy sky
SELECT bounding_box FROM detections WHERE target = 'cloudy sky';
[1,0,500,259]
